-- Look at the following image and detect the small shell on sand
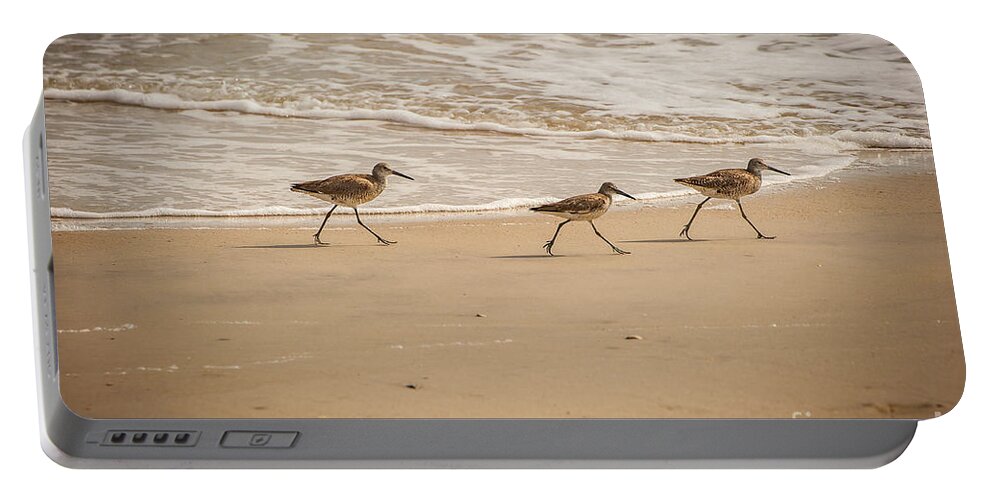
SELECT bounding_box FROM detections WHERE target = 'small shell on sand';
[625,335,643,340]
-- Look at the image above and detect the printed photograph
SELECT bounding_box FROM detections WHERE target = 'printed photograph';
[43,34,964,419]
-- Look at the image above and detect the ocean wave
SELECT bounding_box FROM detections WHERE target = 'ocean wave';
[829,130,932,149]
[44,88,930,149]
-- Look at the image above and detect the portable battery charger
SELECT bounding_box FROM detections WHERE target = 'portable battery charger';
[26,34,964,468]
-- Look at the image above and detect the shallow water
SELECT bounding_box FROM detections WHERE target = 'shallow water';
[42,34,930,228]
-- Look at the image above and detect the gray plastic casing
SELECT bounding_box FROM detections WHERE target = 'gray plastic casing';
[24,98,917,468]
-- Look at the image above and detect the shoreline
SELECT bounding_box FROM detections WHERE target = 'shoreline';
[52,155,964,419]
[49,149,931,231]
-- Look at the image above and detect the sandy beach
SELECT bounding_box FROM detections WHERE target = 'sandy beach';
[52,160,964,420]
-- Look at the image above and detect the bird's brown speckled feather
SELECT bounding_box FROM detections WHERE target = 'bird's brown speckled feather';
[675,168,762,200]
[532,193,611,220]
[291,173,385,207]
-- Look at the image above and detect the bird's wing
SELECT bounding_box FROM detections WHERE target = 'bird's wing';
[319,174,377,195]
[676,169,751,195]
[293,174,376,195]
[534,194,607,214]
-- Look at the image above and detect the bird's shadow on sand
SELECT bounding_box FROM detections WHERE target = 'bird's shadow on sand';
[622,238,709,244]
[235,243,383,250]
[490,254,559,260]
[491,252,640,259]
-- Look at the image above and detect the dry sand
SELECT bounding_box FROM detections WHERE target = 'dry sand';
[53,163,965,419]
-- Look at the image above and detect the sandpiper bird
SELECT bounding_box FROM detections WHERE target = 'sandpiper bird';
[530,182,636,256]
[675,158,790,240]
[290,162,413,246]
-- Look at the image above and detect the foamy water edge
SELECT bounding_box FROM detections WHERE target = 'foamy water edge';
[49,172,829,222]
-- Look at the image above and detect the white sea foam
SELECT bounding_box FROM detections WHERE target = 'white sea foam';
[829,130,932,149]
[199,354,311,371]
[58,323,136,333]
[103,364,179,375]
[136,365,179,373]
[389,339,514,350]
[48,190,718,220]
[51,198,558,219]
[251,353,313,365]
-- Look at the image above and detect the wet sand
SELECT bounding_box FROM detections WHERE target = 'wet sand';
[53,164,964,419]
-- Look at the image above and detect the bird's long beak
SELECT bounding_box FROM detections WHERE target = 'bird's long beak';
[768,165,791,176]
[615,188,637,201]
[393,170,414,181]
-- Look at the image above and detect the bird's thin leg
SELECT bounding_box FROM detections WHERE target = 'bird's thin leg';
[737,200,775,239]
[542,220,569,256]
[590,221,630,255]
[353,208,396,245]
[313,205,337,246]
[679,197,710,241]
